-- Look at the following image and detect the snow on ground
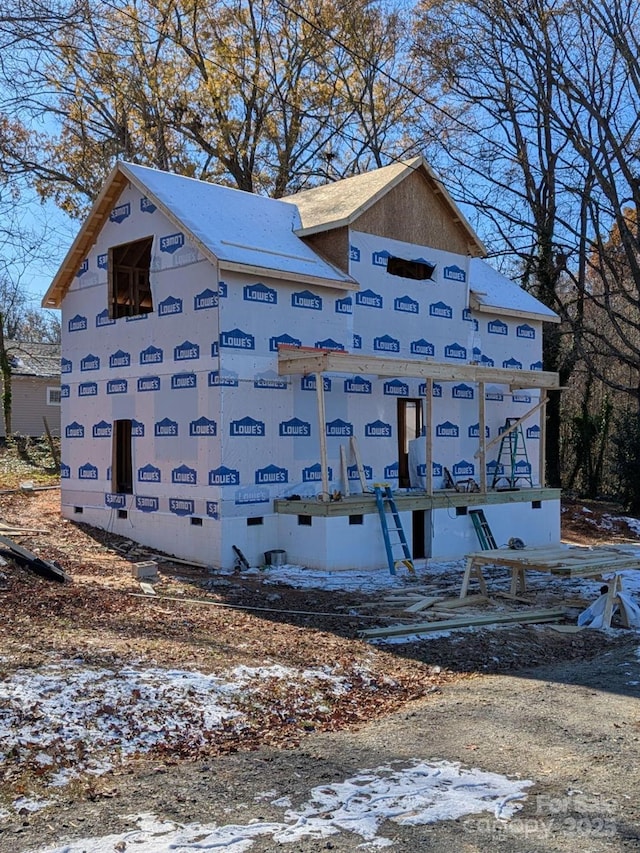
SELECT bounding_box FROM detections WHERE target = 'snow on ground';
[0,658,359,795]
[27,760,533,852]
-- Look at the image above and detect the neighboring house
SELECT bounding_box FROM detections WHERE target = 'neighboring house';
[0,341,61,438]
[42,157,560,570]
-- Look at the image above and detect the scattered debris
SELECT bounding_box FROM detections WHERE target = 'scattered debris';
[0,534,69,583]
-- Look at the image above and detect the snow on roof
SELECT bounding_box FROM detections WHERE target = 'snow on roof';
[469,259,559,323]
[121,163,355,288]
[280,156,486,253]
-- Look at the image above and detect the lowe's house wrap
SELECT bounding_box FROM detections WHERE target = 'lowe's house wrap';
[43,156,560,571]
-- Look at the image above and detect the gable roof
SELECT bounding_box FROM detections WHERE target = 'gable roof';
[280,156,486,254]
[6,341,60,377]
[43,162,356,308]
[469,259,560,323]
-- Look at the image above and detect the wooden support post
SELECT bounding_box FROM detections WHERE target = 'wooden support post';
[425,378,433,495]
[539,389,547,487]
[350,436,368,492]
[478,381,487,492]
[42,416,60,471]
[315,374,329,501]
[340,444,350,497]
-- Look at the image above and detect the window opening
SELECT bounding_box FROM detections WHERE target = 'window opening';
[109,237,154,318]
[387,256,436,281]
[397,399,423,488]
[113,419,133,494]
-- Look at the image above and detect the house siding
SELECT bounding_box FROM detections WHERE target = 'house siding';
[0,376,61,437]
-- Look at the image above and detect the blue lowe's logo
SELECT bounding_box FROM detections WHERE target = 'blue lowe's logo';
[503,357,522,369]
[444,264,466,282]
[61,358,72,374]
[515,460,532,475]
[79,463,98,480]
[356,289,383,309]
[109,202,130,223]
[97,254,108,270]
[209,466,240,486]
[384,379,408,396]
[190,416,217,437]
[68,314,87,332]
[365,420,392,438]
[530,360,543,371]
[301,375,331,392]
[487,460,504,476]
[105,493,126,508]
[453,383,474,400]
[463,308,473,322]
[169,498,194,516]
[279,418,311,437]
[244,282,277,304]
[270,333,301,353]
[140,196,156,214]
[217,281,227,297]
[76,259,89,277]
[64,421,84,438]
[353,334,362,349]
[445,342,467,360]
[131,420,145,437]
[171,372,197,390]
[155,417,178,437]
[235,487,270,505]
[174,340,199,361]
[140,345,163,365]
[527,425,541,439]
[485,387,504,401]
[374,334,400,353]
[348,464,372,481]
[172,464,197,485]
[96,309,115,327]
[206,501,219,519]
[430,301,453,319]
[138,375,161,392]
[160,232,184,253]
[78,382,97,397]
[453,459,475,477]
[394,295,419,314]
[488,319,508,335]
[194,288,218,310]
[136,496,159,513]
[384,462,399,479]
[292,289,322,310]
[517,323,535,339]
[349,245,361,262]
[158,295,183,317]
[436,421,459,438]
[208,370,238,387]
[60,384,70,398]
[220,328,255,350]
[230,416,265,437]
[303,463,333,482]
[479,354,495,367]
[468,423,490,439]
[138,464,161,483]
[80,354,100,371]
[256,464,288,485]
[344,376,371,394]
[109,349,130,369]
[125,314,147,322]
[335,296,352,314]
[315,338,344,351]
[102,377,129,401]
[254,371,287,390]
[92,420,112,438]
[60,463,70,478]
[513,391,532,403]
[372,249,391,266]
[326,419,353,437]
[411,339,435,356]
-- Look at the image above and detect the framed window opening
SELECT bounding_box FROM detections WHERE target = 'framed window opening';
[397,398,423,488]
[109,237,154,318]
[112,419,133,494]
[387,255,436,281]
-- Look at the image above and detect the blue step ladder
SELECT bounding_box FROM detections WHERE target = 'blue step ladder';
[373,484,415,576]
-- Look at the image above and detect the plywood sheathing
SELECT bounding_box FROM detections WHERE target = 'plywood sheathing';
[303,227,350,274]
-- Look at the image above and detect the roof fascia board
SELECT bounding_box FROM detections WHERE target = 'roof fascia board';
[218,260,358,290]
[277,350,559,390]
[469,292,560,324]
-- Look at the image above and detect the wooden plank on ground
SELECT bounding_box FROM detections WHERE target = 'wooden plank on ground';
[404,596,443,612]
[360,607,566,639]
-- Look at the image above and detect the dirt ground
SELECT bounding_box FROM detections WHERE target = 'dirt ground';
[1,488,639,851]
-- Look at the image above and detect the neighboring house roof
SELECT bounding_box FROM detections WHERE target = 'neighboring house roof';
[279,155,486,255]
[43,162,356,308]
[6,341,61,377]
[468,259,560,324]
